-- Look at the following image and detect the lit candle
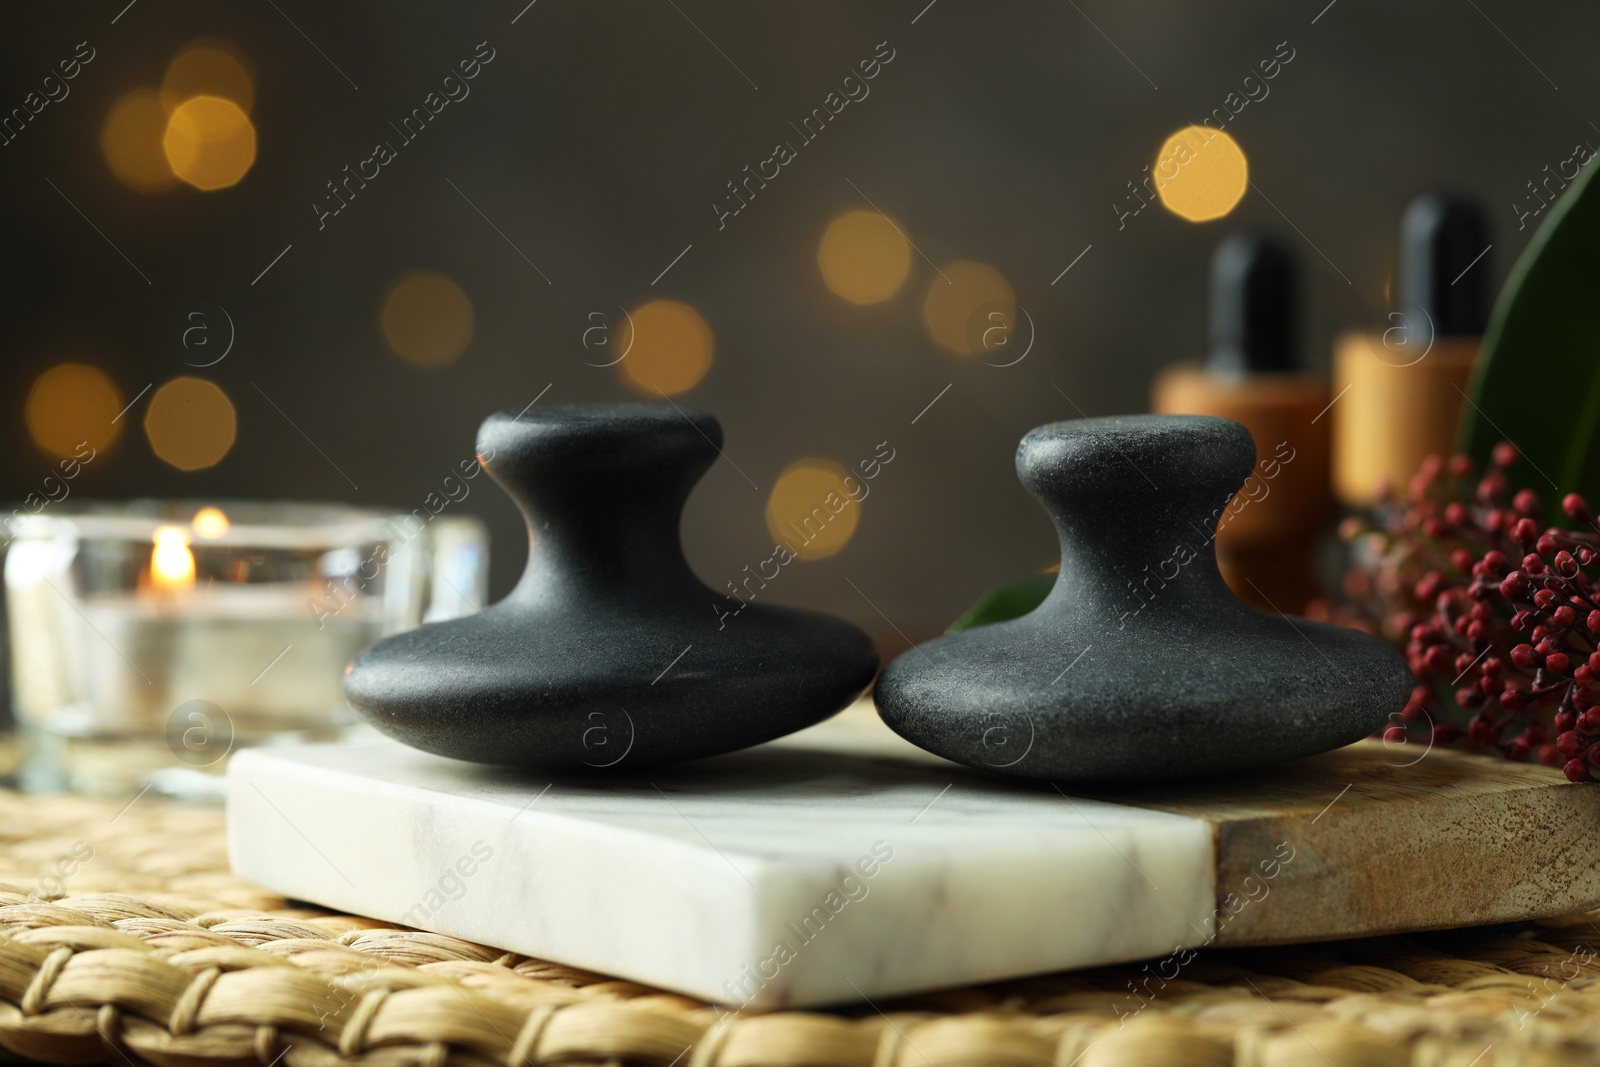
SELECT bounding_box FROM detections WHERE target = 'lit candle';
[5,501,487,795]
[150,525,197,593]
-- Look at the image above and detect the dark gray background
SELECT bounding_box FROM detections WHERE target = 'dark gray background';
[1,0,1591,651]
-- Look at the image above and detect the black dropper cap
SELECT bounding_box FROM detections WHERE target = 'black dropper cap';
[1399,192,1490,338]
[1207,233,1298,375]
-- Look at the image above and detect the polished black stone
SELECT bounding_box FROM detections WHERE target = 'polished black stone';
[345,403,878,769]
[875,414,1411,782]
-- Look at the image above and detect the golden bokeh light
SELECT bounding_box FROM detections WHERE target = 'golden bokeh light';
[817,209,912,305]
[162,41,254,113]
[765,459,861,561]
[380,270,476,368]
[192,506,230,539]
[25,363,124,459]
[163,95,257,191]
[616,299,714,396]
[144,377,237,471]
[101,90,179,192]
[920,260,1015,356]
[150,526,196,593]
[1153,125,1249,223]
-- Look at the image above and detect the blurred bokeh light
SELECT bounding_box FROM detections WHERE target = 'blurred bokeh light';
[380,271,476,368]
[25,364,124,459]
[817,209,912,305]
[1154,126,1249,223]
[162,41,254,114]
[101,90,178,192]
[765,459,861,561]
[921,261,1015,356]
[143,377,237,471]
[191,505,230,539]
[162,95,257,191]
[617,299,714,396]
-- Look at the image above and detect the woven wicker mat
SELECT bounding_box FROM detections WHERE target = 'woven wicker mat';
[4,790,1600,1067]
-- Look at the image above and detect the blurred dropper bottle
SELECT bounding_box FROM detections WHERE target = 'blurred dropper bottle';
[1331,192,1490,507]
[1152,233,1333,612]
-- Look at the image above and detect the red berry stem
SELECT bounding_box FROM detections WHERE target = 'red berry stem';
[1313,445,1600,782]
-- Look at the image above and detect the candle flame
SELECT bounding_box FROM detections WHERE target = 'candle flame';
[151,525,196,592]
[192,506,229,538]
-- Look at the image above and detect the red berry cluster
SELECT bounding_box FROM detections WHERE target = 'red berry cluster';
[1325,443,1600,782]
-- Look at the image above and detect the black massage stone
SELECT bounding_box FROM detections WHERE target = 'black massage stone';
[874,414,1411,782]
[345,403,878,769]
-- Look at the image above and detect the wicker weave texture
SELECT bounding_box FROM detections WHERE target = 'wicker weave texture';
[3,789,1600,1066]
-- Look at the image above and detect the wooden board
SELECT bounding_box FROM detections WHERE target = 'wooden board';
[777,701,1600,947]
[1097,739,1600,946]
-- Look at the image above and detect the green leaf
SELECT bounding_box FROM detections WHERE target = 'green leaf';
[947,573,1055,632]
[1462,152,1600,510]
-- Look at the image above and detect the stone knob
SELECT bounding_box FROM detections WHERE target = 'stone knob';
[875,414,1411,781]
[346,403,879,769]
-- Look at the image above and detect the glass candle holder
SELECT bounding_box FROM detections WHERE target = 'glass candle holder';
[4,501,486,798]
